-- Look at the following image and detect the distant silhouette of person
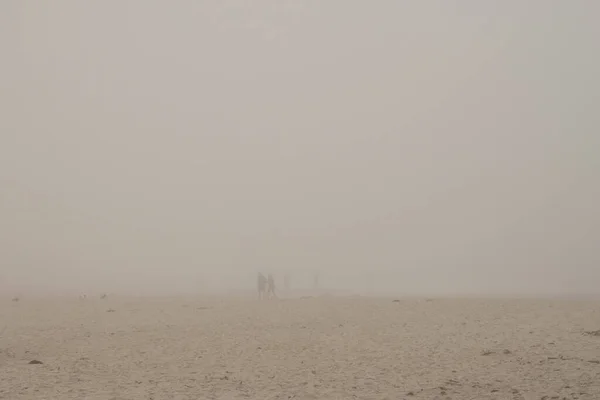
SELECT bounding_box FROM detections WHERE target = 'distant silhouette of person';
[257,273,267,300]
[267,273,277,299]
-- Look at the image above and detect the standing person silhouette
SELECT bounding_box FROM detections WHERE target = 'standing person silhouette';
[257,273,267,300]
[267,273,278,299]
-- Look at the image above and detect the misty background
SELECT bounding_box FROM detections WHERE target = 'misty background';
[1,2,598,296]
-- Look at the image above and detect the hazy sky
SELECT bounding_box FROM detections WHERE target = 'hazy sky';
[1,2,599,295]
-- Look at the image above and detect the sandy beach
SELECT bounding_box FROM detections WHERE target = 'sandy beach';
[1,295,600,400]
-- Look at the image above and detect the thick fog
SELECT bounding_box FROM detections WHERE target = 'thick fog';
[1,2,598,297]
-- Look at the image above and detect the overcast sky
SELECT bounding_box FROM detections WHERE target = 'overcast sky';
[1,1,598,295]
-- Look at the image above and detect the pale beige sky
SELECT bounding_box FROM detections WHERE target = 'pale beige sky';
[1,2,598,295]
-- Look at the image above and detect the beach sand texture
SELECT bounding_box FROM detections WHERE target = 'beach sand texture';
[1,296,600,399]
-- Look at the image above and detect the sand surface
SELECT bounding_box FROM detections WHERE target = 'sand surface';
[1,295,600,400]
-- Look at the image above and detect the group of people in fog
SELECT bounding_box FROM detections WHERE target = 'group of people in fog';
[257,272,277,300]
[257,271,319,300]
